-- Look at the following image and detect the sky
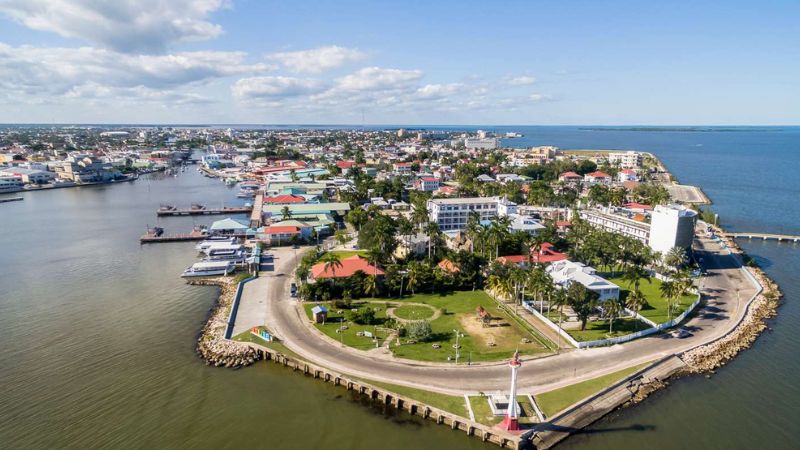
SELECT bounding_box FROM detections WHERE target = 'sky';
[0,0,797,125]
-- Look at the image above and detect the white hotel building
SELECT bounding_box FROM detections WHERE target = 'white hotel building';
[427,196,517,231]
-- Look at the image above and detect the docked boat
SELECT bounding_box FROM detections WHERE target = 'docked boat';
[194,237,238,251]
[236,189,256,198]
[203,250,247,262]
[181,261,235,277]
[203,243,244,256]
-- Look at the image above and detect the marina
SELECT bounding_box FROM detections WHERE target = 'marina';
[157,205,252,216]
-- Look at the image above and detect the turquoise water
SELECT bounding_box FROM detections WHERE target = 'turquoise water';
[0,127,798,449]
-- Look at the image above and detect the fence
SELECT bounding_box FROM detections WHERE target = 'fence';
[522,301,580,348]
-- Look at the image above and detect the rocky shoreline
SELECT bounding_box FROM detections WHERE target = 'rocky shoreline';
[188,277,262,368]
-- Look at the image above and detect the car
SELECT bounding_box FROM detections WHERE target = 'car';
[290,282,298,297]
[669,328,693,339]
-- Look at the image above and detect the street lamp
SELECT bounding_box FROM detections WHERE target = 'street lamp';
[398,270,408,298]
[453,329,461,365]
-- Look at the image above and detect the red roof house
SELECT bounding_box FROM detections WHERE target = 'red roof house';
[530,242,568,264]
[310,255,385,280]
[263,194,306,204]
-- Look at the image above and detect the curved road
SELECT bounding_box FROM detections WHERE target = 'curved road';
[246,230,758,395]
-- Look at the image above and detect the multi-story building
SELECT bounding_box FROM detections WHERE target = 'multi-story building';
[427,196,517,231]
[416,176,440,192]
[648,204,698,254]
[608,151,643,169]
[579,208,651,243]
[464,137,498,150]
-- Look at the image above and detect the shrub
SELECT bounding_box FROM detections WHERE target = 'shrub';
[406,320,433,342]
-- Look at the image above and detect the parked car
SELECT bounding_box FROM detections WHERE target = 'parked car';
[290,282,298,297]
[670,328,693,339]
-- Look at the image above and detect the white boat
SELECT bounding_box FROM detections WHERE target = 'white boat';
[181,261,235,277]
[194,237,238,251]
[202,243,244,256]
[203,250,247,262]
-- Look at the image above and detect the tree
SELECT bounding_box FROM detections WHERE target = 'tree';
[625,289,647,320]
[623,265,651,292]
[567,282,599,331]
[281,206,292,221]
[664,246,687,273]
[406,320,433,341]
[602,298,623,333]
[334,229,349,247]
[289,169,299,182]
[345,207,368,230]
[425,221,442,259]
[488,215,511,260]
[320,253,343,284]
[465,211,482,254]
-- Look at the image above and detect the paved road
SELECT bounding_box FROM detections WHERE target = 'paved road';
[248,232,758,395]
[666,183,710,204]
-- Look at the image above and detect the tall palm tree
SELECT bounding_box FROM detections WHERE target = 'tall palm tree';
[281,205,292,221]
[623,265,651,292]
[488,216,511,260]
[320,253,343,286]
[406,261,420,295]
[659,280,680,320]
[664,246,687,273]
[625,289,647,324]
[425,222,441,259]
[465,212,482,254]
[603,298,622,333]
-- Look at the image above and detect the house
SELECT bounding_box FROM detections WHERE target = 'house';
[309,255,385,281]
[617,169,639,183]
[393,162,413,173]
[510,215,545,235]
[558,171,582,184]
[583,171,612,185]
[546,260,620,301]
[263,194,307,204]
[209,217,250,235]
[263,225,302,245]
[311,305,328,323]
[496,255,532,269]
[530,243,568,264]
[437,259,460,273]
[416,176,440,192]
[394,233,429,259]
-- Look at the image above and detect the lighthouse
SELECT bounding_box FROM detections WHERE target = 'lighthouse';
[500,350,522,431]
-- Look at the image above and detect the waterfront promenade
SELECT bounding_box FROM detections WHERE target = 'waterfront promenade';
[235,226,759,396]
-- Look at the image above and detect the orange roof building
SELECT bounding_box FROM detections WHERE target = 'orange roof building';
[310,255,384,280]
[437,259,460,273]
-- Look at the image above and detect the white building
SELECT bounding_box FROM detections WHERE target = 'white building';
[464,137,498,150]
[608,151,643,169]
[0,175,24,191]
[427,196,516,231]
[547,260,620,301]
[579,208,651,243]
[648,204,697,254]
[510,215,545,235]
[416,176,440,192]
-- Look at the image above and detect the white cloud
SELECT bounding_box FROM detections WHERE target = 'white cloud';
[232,76,327,100]
[335,67,422,91]
[415,83,466,99]
[0,43,268,96]
[266,46,366,73]
[508,75,537,86]
[0,0,229,53]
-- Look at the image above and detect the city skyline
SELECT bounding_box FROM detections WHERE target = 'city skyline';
[0,0,798,125]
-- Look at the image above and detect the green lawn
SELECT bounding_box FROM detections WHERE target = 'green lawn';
[469,395,538,427]
[232,328,305,360]
[535,361,652,418]
[388,291,551,362]
[303,301,392,350]
[567,317,649,342]
[609,276,697,324]
[362,379,469,417]
[393,304,434,320]
[327,250,369,259]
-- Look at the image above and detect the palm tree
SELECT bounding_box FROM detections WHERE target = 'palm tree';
[488,216,511,260]
[425,222,441,259]
[412,206,429,232]
[659,280,680,320]
[664,246,687,273]
[603,298,622,333]
[289,169,299,182]
[281,206,292,221]
[625,289,648,325]
[364,273,378,299]
[550,288,568,349]
[406,262,420,295]
[320,253,343,286]
[334,229,349,247]
[623,265,651,292]
[465,212,482,254]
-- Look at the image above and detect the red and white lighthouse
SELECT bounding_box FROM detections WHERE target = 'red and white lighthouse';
[500,350,522,431]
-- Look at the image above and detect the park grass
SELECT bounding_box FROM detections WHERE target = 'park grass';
[327,250,368,259]
[360,379,469,417]
[232,328,305,360]
[535,361,653,418]
[303,301,392,350]
[393,304,434,320]
[609,276,697,324]
[567,317,649,342]
[469,395,538,427]
[387,291,550,362]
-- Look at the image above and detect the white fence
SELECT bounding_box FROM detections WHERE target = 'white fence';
[525,292,703,349]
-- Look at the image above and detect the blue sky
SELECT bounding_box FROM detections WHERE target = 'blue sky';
[0,0,797,125]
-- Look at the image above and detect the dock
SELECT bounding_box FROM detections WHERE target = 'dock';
[157,206,252,216]
[725,232,800,243]
[0,197,24,203]
[140,230,209,243]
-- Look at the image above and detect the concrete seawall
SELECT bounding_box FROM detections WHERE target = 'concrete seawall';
[245,342,526,449]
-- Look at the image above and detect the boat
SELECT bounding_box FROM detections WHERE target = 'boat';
[203,250,247,262]
[236,189,256,198]
[158,204,177,212]
[181,261,235,277]
[203,243,244,256]
[194,237,238,251]
[225,178,237,186]
[191,203,206,210]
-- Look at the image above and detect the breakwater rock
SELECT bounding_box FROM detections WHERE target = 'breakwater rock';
[680,265,782,374]
[187,278,261,368]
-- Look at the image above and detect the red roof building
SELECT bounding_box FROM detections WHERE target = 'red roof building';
[263,194,306,204]
[559,171,582,182]
[437,259,460,273]
[530,242,568,264]
[310,255,385,280]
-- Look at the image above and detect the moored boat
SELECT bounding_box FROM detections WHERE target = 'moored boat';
[180,260,235,277]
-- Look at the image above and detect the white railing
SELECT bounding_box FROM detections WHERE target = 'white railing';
[522,301,580,348]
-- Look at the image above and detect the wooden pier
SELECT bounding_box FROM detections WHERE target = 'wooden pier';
[725,232,800,243]
[157,206,252,217]
[140,230,209,243]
